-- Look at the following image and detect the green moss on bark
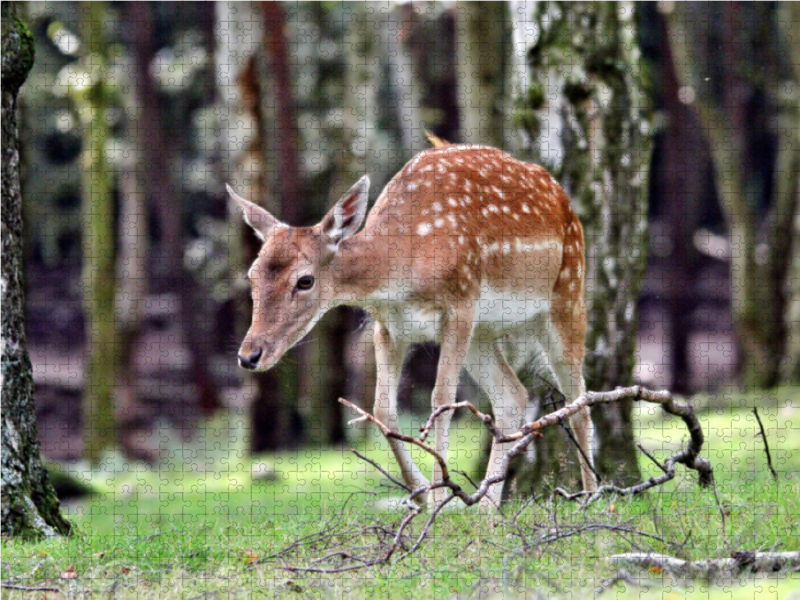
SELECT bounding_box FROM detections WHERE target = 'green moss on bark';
[2,3,72,539]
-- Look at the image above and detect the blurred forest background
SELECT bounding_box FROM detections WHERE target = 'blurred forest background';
[15,1,800,471]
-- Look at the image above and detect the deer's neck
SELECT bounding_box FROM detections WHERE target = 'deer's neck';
[329,232,388,305]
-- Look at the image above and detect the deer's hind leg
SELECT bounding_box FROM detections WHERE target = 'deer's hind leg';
[549,294,596,492]
[464,341,529,509]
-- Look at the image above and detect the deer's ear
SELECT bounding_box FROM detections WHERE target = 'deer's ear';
[321,176,370,247]
[227,185,281,241]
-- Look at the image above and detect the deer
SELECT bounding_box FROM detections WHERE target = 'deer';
[227,137,596,509]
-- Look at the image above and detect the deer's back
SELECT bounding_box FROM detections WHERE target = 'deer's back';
[368,145,579,289]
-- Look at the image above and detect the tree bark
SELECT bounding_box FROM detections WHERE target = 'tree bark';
[781,3,800,382]
[654,6,706,395]
[127,1,220,418]
[668,3,796,389]
[456,1,509,147]
[511,1,652,489]
[1,2,71,538]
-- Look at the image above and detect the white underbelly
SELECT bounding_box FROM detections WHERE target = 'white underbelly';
[373,284,550,345]
[473,285,550,340]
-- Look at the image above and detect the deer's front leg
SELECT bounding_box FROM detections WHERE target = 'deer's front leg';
[430,308,475,507]
[372,322,430,498]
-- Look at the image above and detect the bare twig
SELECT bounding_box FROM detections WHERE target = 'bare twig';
[1,583,63,593]
[453,470,480,491]
[559,419,603,486]
[752,407,778,481]
[710,478,728,536]
[351,449,411,492]
[636,443,669,474]
[594,569,643,597]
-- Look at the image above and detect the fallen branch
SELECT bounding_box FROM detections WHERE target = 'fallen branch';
[274,386,713,573]
[608,551,800,578]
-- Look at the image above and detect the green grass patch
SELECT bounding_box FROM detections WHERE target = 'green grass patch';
[2,387,799,598]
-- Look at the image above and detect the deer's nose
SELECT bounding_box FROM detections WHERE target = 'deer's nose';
[238,348,263,370]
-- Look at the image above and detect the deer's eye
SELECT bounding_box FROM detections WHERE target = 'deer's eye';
[297,275,315,291]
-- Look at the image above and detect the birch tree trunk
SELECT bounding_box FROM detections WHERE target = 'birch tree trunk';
[1,2,71,538]
[510,1,652,489]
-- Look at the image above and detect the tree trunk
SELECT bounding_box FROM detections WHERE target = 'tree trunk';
[76,1,117,465]
[668,3,795,389]
[510,1,651,490]
[653,6,706,394]
[456,1,509,147]
[127,2,220,420]
[781,3,800,382]
[1,2,71,538]
[773,2,800,383]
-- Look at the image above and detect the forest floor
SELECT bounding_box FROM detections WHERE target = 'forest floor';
[2,387,799,599]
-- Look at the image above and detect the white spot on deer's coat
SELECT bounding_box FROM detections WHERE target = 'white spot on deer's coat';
[432,202,443,213]
[417,222,433,236]
[407,183,417,192]
[522,204,530,214]
[487,205,499,213]
[434,218,445,228]
[448,197,458,207]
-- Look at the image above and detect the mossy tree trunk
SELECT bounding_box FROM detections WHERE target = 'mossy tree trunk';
[1,2,72,538]
[456,1,510,147]
[73,1,117,466]
[511,1,652,490]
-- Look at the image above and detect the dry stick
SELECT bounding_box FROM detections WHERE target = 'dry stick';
[1,583,63,593]
[559,419,603,486]
[351,449,412,492]
[594,569,644,597]
[752,407,778,481]
[637,443,669,474]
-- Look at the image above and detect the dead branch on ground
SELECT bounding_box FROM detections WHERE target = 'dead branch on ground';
[608,551,800,578]
[270,386,714,573]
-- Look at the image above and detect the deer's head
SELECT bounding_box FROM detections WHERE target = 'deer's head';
[228,177,370,371]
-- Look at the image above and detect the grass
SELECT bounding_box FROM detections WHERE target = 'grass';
[2,386,799,599]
